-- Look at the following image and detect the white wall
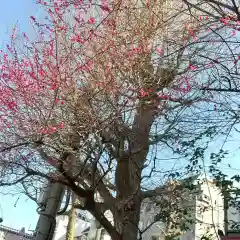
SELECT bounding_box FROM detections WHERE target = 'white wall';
[195,181,224,240]
[140,202,166,240]
[0,230,32,240]
[53,215,90,240]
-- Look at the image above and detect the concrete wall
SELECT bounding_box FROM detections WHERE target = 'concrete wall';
[0,230,32,240]
[195,181,224,240]
[53,215,90,240]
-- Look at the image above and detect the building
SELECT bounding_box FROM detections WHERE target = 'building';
[53,214,90,240]
[53,175,240,240]
[223,187,240,238]
[138,174,225,240]
[0,225,33,240]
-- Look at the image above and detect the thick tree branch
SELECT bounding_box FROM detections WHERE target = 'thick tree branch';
[90,203,121,240]
[0,142,30,153]
[200,87,240,93]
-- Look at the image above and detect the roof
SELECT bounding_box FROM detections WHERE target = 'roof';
[0,225,33,239]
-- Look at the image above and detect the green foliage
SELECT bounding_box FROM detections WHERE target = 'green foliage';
[200,231,215,240]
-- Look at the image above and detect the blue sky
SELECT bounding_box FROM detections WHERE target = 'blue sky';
[0,0,41,232]
[0,1,42,47]
[0,0,240,234]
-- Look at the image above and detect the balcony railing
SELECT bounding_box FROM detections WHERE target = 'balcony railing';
[0,225,33,239]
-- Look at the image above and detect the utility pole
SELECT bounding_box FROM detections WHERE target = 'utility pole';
[223,191,229,236]
[34,181,65,240]
[66,193,77,240]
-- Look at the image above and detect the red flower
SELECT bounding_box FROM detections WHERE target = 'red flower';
[100,5,110,12]
[156,47,163,55]
[50,84,57,90]
[139,88,148,97]
[30,16,36,21]
[51,126,57,132]
[189,64,197,71]
[7,101,17,110]
[40,128,47,134]
[88,17,96,24]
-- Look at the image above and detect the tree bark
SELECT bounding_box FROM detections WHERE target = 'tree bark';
[111,92,157,239]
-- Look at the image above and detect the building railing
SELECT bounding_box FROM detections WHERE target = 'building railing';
[0,225,33,239]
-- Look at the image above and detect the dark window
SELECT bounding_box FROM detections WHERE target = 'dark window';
[151,236,160,240]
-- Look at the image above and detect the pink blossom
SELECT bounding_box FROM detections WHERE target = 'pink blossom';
[139,88,148,97]
[193,36,198,42]
[158,94,169,100]
[156,47,163,55]
[220,18,228,25]
[50,84,57,90]
[47,158,57,166]
[23,32,29,41]
[70,35,85,44]
[189,64,197,71]
[7,101,17,110]
[6,45,12,53]
[2,73,8,79]
[100,5,110,12]
[51,126,57,132]
[146,0,150,7]
[40,128,47,134]
[39,69,45,77]
[88,17,96,24]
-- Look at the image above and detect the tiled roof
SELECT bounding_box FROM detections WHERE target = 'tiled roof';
[0,225,33,239]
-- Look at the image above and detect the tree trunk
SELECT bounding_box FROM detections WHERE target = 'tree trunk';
[66,193,77,240]
[114,151,145,240]
[112,100,156,240]
[117,195,141,240]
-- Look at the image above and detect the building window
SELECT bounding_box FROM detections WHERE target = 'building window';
[203,194,210,201]
[198,194,210,203]
[151,236,160,240]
